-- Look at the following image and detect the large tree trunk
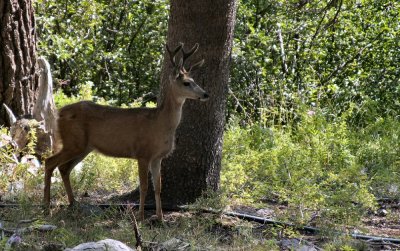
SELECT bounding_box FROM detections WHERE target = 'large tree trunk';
[158,0,237,206]
[0,0,38,126]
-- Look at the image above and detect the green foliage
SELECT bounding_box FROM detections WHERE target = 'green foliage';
[354,117,400,199]
[222,0,399,227]
[0,127,43,201]
[230,0,399,125]
[71,153,138,197]
[221,106,395,227]
[53,81,100,108]
[35,0,399,125]
[323,235,369,251]
[35,0,168,105]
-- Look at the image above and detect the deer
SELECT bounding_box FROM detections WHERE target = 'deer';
[2,57,57,159]
[43,43,209,221]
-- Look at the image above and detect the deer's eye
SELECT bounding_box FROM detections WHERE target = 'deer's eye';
[183,82,190,86]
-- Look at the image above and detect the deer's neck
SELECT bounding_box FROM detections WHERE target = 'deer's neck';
[158,86,185,132]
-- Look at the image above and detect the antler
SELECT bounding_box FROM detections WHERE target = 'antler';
[182,43,205,72]
[166,43,183,67]
[167,43,204,72]
[181,43,199,68]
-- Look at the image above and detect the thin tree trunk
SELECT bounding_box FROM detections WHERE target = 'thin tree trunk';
[0,0,38,126]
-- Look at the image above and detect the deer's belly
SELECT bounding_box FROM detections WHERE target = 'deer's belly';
[91,136,175,160]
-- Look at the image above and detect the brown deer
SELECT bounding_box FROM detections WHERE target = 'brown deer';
[43,43,208,221]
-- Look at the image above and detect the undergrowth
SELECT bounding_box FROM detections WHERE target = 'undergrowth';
[222,106,399,228]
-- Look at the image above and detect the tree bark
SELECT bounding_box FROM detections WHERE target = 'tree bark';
[0,0,38,126]
[158,0,237,206]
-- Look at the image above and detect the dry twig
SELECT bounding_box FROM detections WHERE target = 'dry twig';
[128,205,143,250]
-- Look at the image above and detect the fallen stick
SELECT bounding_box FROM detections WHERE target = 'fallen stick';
[127,205,143,250]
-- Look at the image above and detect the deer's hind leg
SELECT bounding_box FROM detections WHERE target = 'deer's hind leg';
[44,154,59,207]
[138,158,150,221]
[150,158,163,221]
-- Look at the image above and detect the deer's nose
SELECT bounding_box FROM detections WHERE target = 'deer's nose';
[200,93,209,101]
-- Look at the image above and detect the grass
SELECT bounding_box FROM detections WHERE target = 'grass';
[1,181,399,250]
[3,198,388,250]
[0,201,275,250]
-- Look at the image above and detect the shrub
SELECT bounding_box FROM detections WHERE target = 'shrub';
[221,107,383,227]
[354,117,400,199]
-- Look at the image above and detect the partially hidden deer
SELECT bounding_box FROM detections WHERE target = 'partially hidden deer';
[3,57,57,158]
[43,43,209,221]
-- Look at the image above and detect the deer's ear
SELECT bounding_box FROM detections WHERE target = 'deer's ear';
[3,104,17,125]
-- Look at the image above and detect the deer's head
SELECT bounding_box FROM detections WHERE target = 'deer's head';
[2,104,52,157]
[166,43,209,102]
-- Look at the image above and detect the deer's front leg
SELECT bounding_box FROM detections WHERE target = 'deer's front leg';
[138,158,149,221]
[44,151,66,207]
[150,158,163,221]
[44,160,57,207]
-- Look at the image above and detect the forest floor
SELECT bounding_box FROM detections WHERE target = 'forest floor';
[1,195,399,250]
[229,201,400,250]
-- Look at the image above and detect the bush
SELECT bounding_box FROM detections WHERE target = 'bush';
[0,127,44,202]
[354,117,400,199]
[221,107,391,227]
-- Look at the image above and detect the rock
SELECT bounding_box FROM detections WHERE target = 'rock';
[65,239,135,251]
